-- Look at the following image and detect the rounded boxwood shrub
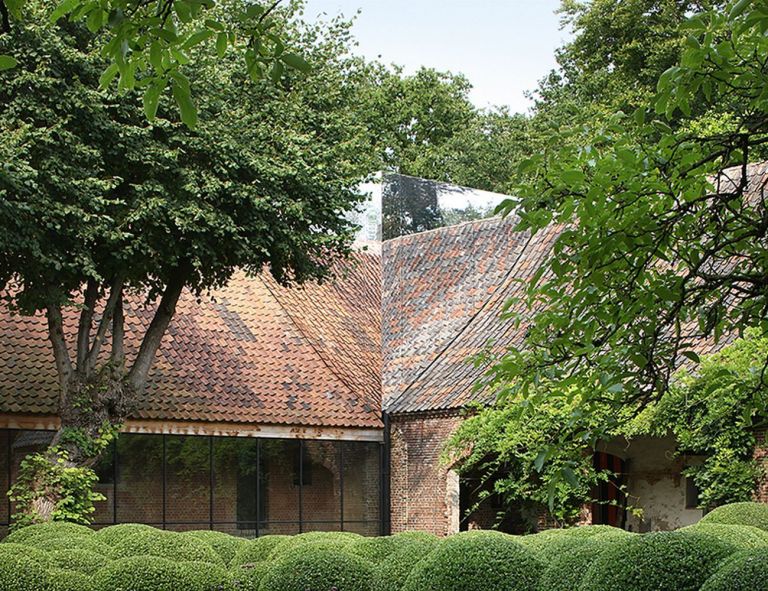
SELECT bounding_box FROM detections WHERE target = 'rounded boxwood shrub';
[402,531,542,591]
[4,522,93,545]
[518,529,573,556]
[23,533,114,557]
[700,548,768,591]
[680,523,768,550]
[349,532,437,564]
[231,535,290,566]
[94,524,159,547]
[92,555,187,591]
[372,535,440,591]
[231,561,270,591]
[0,543,54,569]
[258,544,375,591]
[265,531,362,560]
[0,551,50,591]
[537,538,612,591]
[46,568,95,591]
[111,529,223,565]
[700,502,768,532]
[47,548,110,576]
[562,525,631,539]
[578,531,737,591]
[179,560,234,591]
[183,530,248,566]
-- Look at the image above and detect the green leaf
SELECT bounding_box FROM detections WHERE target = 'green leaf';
[216,32,227,58]
[143,80,165,120]
[98,63,119,89]
[149,42,163,71]
[562,466,580,488]
[182,29,213,50]
[172,80,197,128]
[682,351,701,364]
[50,0,79,22]
[269,61,284,84]
[561,169,585,185]
[282,52,311,73]
[0,55,17,72]
[533,449,548,472]
[730,0,752,19]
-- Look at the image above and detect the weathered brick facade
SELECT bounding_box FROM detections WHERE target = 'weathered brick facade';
[389,410,462,535]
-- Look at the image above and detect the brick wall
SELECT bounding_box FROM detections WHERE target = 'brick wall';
[390,410,462,536]
[754,429,768,503]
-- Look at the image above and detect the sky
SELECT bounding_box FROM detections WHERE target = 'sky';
[300,0,570,114]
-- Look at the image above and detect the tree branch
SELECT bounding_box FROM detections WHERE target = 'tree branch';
[111,296,125,371]
[45,303,73,398]
[85,276,124,374]
[76,280,99,370]
[0,0,10,35]
[127,271,187,391]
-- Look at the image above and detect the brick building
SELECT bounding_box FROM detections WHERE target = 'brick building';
[0,254,385,538]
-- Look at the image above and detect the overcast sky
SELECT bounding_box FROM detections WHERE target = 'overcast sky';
[300,0,570,114]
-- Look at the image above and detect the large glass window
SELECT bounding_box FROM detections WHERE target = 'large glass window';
[0,430,383,537]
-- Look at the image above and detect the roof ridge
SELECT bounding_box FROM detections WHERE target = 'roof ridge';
[258,274,363,406]
[383,214,514,246]
[384,228,535,413]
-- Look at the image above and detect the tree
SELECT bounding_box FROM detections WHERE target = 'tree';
[487,0,768,492]
[0,0,311,127]
[0,3,378,524]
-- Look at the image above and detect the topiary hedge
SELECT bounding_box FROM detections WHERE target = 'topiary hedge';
[47,548,110,575]
[231,535,290,566]
[258,544,375,591]
[94,523,158,547]
[0,543,55,569]
[578,530,736,591]
[700,502,768,532]
[700,548,768,591]
[23,533,114,557]
[178,560,234,591]
[265,531,362,560]
[183,530,248,566]
[111,529,223,565]
[680,523,768,550]
[349,531,437,564]
[0,550,50,591]
[537,538,611,591]
[371,534,440,591]
[4,522,94,545]
[402,531,542,591]
[230,561,270,591]
[46,568,95,591]
[92,555,187,591]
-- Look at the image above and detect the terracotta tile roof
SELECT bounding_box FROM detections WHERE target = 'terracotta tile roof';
[382,216,562,414]
[0,252,382,429]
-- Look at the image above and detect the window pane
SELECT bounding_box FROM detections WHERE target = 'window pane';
[212,437,259,529]
[259,522,299,535]
[92,442,115,524]
[342,442,380,524]
[116,434,163,523]
[260,440,299,524]
[302,441,341,524]
[165,436,211,524]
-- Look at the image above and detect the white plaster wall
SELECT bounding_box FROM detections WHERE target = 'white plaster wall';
[600,436,703,532]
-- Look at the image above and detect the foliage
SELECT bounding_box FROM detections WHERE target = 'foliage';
[401,531,542,591]
[47,548,110,575]
[264,531,361,560]
[111,529,223,564]
[0,0,311,128]
[578,531,735,591]
[8,448,104,527]
[230,535,289,566]
[230,561,270,591]
[371,534,440,591]
[700,548,768,591]
[0,543,54,569]
[348,531,436,565]
[700,502,768,532]
[0,550,50,591]
[646,332,768,507]
[94,523,157,546]
[178,560,234,591]
[46,569,95,591]
[183,530,247,566]
[537,538,611,591]
[680,523,768,550]
[3,521,94,544]
[486,0,768,493]
[257,544,375,591]
[92,555,189,591]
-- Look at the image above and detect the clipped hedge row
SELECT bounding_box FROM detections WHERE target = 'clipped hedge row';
[5,502,768,590]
